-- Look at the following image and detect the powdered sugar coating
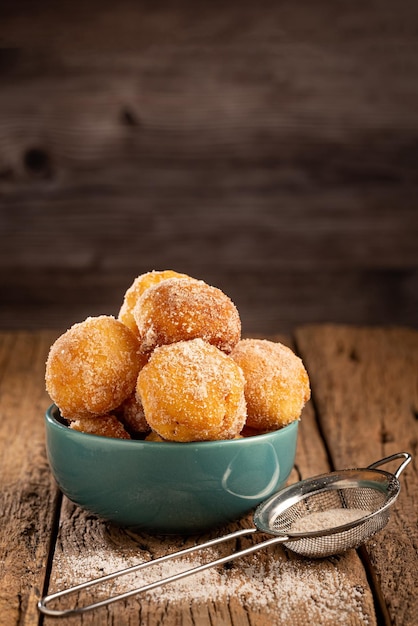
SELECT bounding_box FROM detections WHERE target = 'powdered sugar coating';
[118,270,192,336]
[115,392,150,436]
[137,338,247,441]
[230,339,310,430]
[69,415,131,439]
[133,278,241,354]
[45,316,143,420]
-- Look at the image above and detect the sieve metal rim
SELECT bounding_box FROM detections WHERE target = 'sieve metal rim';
[253,466,402,539]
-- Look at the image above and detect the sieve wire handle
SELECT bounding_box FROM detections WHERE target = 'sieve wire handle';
[367,452,412,478]
[37,527,290,617]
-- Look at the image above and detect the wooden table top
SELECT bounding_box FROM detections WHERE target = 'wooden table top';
[0,324,417,626]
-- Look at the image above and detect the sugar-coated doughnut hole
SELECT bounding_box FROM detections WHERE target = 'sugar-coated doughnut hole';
[45,316,143,419]
[145,431,166,442]
[69,415,131,439]
[118,270,192,336]
[115,392,150,436]
[134,278,241,354]
[137,338,247,442]
[230,339,311,431]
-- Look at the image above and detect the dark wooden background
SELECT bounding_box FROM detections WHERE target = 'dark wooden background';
[0,0,417,335]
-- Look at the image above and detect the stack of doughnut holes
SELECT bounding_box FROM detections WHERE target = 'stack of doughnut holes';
[45,270,311,442]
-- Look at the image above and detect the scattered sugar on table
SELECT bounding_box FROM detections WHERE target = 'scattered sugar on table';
[51,539,373,624]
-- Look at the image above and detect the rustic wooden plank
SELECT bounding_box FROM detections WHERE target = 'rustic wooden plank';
[294,324,418,626]
[1,2,418,186]
[0,265,416,337]
[1,0,418,51]
[0,330,59,626]
[2,184,417,271]
[1,1,418,336]
[42,334,376,626]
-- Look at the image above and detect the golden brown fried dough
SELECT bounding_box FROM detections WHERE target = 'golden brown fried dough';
[137,338,246,442]
[230,339,310,430]
[69,415,131,439]
[144,431,166,442]
[134,278,241,354]
[115,392,150,436]
[45,316,142,419]
[118,270,192,336]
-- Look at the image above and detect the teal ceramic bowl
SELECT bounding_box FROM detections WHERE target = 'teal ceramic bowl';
[45,404,298,534]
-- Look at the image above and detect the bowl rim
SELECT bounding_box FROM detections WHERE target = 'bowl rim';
[45,403,299,449]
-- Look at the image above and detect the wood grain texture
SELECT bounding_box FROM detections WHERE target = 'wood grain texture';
[0,331,59,626]
[42,335,376,626]
[0,329,380,626]
[295,325,418,626]
[1,325,417,625]
[0,1,417,333]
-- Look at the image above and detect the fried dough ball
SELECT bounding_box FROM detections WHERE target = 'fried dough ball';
[145,431,166,442]
[118,270,192,336]
[69,415,131,439]
[137,338,247,442]
[115,392,150,436]
[134,278,241,354]
[45,315,143,420]
[230,339,311,431]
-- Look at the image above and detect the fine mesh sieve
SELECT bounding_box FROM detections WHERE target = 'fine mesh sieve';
[253,462,402,557]
[38,452,411,617]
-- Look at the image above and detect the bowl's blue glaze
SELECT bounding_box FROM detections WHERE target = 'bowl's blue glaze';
[45,404,298,534]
